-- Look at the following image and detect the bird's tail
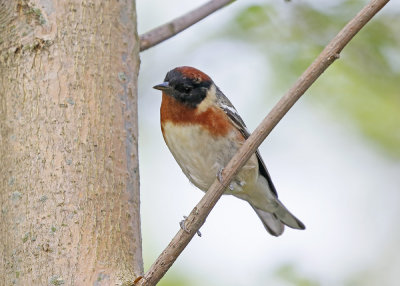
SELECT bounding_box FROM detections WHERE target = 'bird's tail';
[250,200,305,236]
[250,205,284,236]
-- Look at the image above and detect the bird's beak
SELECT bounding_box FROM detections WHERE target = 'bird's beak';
[153,82,170,91]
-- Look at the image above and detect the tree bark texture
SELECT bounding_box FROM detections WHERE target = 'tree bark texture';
[0,1,143,285]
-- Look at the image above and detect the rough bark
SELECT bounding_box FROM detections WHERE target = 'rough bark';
[0,1,143,285]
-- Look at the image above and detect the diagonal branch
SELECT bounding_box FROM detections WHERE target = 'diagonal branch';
[135,0,390,285]
[139,0,236,52]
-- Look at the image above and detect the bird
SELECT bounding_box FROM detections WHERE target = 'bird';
[153,66,305,236]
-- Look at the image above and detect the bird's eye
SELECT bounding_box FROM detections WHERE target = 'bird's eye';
[175,84,192,93]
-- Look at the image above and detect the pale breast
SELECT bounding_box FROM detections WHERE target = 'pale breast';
[162,122,258,192]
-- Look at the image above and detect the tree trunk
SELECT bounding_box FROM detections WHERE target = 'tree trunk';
[0,1,142,285]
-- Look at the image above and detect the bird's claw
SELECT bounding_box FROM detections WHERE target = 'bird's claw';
[179,216,202,237]
[179,216,189,233]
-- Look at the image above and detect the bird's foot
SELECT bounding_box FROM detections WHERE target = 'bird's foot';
[179,216,202,237]
[217,168,239,191]
[179,216,189,233]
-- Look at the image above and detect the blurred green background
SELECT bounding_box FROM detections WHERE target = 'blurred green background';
[137,0,400,285]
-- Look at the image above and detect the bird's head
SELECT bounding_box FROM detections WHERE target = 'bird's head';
[153,66,214,108]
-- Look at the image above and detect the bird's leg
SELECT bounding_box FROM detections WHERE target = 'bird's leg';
[179,216,202,237]
[217,167,224,183]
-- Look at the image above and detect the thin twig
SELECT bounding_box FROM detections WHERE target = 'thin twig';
[139,0,235,52]
[135,0,390,285]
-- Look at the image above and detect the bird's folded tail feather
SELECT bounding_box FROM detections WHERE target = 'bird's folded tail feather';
[250,201,305,236]
[273,198,306,230]
[250,205,284,236]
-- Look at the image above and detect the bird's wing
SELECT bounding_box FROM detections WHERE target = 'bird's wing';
[215,88,278,197]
